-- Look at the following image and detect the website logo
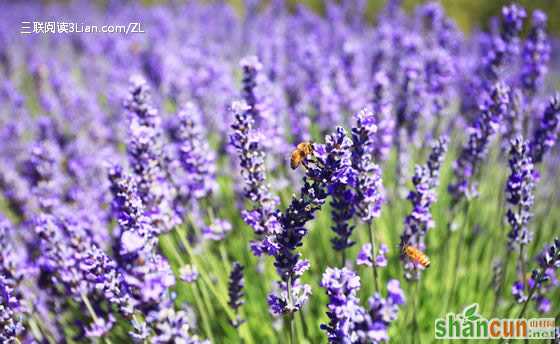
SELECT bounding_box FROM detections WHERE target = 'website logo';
[434,303,555,340]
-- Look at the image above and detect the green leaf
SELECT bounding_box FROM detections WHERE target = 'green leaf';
[463,304,478,318]
[467,315,480,321]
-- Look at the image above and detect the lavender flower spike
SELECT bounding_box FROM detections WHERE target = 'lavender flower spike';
[449,83,510,204]
[529,94,560,164]
[230,100,280,256]
[228,262,245,328]
[400,136,448,280]
[267,127,352,315]
[320,267,364,342]
[352,108,384,223]
[175,102,217,201]
[0,219,24,343]
[125,76,178,233]
[506,137,535,248]
[520,10,550,95]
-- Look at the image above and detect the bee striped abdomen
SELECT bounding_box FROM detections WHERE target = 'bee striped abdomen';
[403,245,431,268]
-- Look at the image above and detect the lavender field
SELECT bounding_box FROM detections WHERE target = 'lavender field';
[0,1,559,343]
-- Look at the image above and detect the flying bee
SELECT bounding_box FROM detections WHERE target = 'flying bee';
[290,142,313,169]
[402,245,431,268]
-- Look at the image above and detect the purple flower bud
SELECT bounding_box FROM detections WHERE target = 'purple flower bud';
[228,262,245,316]
[179,265,199,284]
[202,219,232,241]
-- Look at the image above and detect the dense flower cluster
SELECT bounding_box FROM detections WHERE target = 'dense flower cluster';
[320,267,405,343]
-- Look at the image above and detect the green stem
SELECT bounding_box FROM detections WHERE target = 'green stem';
[81,293,113,344]
[446,202,470,310]
[410,281,420,342]
[180,232,236,320]
[132,314,149,344]
[368,222,379,292]
[519,243,527,293]
[287,276,296,344]
[192,283,216,343]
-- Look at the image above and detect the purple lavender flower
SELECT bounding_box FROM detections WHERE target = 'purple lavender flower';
[357,243,388,268]
[108,164,154,255]
[529,94,560,164]
[320,267,364,342]
[228,262,244,311]
[124,75,161,129]
[202,219,232,241]
[370,72,394,162]
[108,164,175,312]
[400,136,448,280]
[146,300,208,344]
[125,76,178,233]
[320,268,406,344]
[501,4,526,56]
[329,166,356,251]
[511,280,528,303]
[172,102,217,203]
[0,274,24,342]
[505,137,535,248]
[520,10,550,95]
[229,100,281,255]
[239,55,285,157]
[351,108,384,223]
[80,245,134,317]
[179,265,199,284]
[267,127,352,315]
[511,238,559,313]
[449,83,509,204]
[0,219,24,343]
[228,261,245,328]
[85,315,116,338]
[395,60,425,146]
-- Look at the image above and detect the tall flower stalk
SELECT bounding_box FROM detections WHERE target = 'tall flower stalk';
[267,128,352,341]
[449,82,510,205]
[229,100,281,256]
[505,137,535,305]
[350,108,384,287]
[400,136,448,280]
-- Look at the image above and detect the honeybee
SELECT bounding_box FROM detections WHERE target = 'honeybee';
[290,142,313,169]
[402,245,431,268]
